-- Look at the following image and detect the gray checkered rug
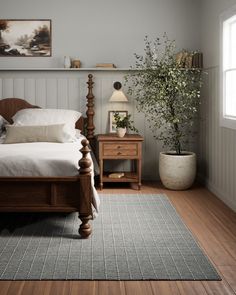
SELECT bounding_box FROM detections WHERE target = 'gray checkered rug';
[0,194,220,280]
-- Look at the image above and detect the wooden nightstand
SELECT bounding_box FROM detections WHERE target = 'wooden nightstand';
[96,134,144,190]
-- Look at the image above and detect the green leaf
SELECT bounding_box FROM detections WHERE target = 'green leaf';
[125,34,203,154]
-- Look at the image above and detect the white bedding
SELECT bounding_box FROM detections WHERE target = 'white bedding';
[0,134,100,213]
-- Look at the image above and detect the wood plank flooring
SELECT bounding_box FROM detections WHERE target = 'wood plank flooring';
[0,183,235,295]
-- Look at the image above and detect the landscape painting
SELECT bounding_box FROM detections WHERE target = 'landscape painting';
[0,20,51,56]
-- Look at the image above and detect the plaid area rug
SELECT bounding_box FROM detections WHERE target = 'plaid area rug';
[0,194,220,280]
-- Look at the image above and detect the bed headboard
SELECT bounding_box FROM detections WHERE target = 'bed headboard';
[0,74,95,139]
[0,98,39,124]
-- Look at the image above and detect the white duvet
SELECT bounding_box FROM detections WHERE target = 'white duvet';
[0,135,100,213]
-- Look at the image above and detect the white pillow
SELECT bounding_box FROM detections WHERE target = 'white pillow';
[4,124,71,144]
[0,115,9,136]
[12,108,82,141]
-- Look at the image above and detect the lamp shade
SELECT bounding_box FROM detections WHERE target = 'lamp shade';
[109,90,128,102]
[109,81,128,102]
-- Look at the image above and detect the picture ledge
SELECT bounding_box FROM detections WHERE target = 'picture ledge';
[0,68,133,71]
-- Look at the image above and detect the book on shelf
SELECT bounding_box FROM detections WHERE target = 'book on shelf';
[175,51,183,65]
[185,54,193,68]
[175,51,191,68]
[108,172,125,179]
[199,53,203,68]
[176,50,203,69]
[192,54,197,68]
[193,53,199,68]
[192,53,203,68]
[96,63,117,68]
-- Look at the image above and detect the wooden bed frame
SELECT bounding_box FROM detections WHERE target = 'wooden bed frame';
[0,74,96,238]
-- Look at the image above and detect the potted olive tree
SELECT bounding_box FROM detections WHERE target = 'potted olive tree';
[126,34,202,190]
[113,112,138,137]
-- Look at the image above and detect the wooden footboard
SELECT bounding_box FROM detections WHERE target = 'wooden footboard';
[0,139,94,238]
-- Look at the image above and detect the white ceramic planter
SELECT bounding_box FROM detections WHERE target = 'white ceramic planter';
[159,151,196,190]
[116,127,126,138]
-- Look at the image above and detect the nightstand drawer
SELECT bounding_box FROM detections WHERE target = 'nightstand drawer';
[103,149,138,157]
[103,143,137,150]
[103,143,138,157]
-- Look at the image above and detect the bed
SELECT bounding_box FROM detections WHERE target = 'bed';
[0,74,97,238]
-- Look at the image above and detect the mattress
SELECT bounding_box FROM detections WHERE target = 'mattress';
[0,134,100,213]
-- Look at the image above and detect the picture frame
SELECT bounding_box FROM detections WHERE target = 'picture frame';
[0,19,51,57]
[109,110,128,133]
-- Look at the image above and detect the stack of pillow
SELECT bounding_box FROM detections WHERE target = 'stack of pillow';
[3,109,82,144]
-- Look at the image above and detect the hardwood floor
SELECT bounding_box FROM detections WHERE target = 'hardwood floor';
[0,183,235,295]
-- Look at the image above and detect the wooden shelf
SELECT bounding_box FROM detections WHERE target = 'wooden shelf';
[0,68,132,71]
[0,67,202,72]
[102,172,138,183]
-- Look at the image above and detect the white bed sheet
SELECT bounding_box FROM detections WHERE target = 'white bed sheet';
[0,134,100,214]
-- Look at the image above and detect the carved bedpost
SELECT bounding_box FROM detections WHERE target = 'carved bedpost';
[79,139,92,175]
[78,139,93,238]
[86,74,95,147]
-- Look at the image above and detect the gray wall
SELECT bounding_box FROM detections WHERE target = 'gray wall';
[200,0,236,211]
[0,0,201,181]
[0,0,200,68]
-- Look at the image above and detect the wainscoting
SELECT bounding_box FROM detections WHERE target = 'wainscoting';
[1,68,235,211]
[199,66,236,212]
[0,70,160,180]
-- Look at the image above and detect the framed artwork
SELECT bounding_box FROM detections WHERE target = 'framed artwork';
[109,110,128,133]
[0,19,51,57]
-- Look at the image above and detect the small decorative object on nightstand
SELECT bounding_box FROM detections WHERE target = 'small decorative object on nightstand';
[96,134,143,190]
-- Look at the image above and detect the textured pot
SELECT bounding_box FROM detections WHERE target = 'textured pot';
[116,127,126,138]
[159,151,196,190]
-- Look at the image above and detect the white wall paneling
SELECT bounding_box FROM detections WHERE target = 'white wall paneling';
[200,0,236,211]
[35,79,46,108]
[2,79,14,98]
[0,70,170,180]
[25,79,36,104]
[13,79,24,98]
[199,67,236,212]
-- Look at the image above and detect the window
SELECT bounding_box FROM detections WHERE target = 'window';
[220,8,236,129]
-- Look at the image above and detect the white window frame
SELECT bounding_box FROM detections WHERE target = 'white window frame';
[220,6,236,130]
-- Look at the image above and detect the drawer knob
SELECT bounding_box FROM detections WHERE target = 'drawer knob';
[117,152,122,155]
[117,146,121,149]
